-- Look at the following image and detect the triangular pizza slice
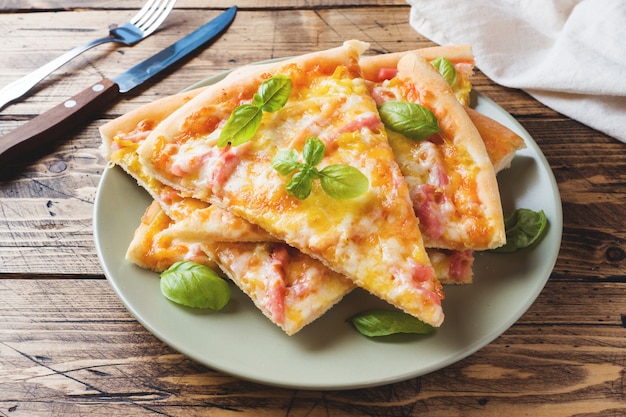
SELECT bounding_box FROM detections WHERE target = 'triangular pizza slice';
[364,49,510,251]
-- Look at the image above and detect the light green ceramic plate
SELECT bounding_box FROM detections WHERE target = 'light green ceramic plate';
[94,71,562,390]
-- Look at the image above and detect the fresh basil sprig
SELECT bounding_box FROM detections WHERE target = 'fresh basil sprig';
[272,137,369,200]
[378,101,441,141]
[491,208,548,253]
[160,261,231,310]
[348,309,436,337]
[218,75,292,147]
[430,57,457,87]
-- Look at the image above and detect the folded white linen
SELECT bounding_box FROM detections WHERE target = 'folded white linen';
[408,0,626,142]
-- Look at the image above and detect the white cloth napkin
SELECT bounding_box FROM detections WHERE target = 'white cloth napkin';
[407,0,626,142]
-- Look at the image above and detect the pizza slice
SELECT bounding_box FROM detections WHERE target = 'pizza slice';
[135,40,445,327]
[364,51,508,251]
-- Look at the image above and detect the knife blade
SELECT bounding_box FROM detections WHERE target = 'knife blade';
[0,6,236,165]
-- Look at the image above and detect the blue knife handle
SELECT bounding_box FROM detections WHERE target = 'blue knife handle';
[0,78,120,165]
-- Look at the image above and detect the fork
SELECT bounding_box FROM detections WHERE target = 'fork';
[0,0,176,111]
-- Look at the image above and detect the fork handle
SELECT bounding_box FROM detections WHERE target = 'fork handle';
[0,36,113,111]
[0,78,120,165]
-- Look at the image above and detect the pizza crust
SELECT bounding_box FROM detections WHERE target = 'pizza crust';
[360,44,474,82]
[465,107,526,173]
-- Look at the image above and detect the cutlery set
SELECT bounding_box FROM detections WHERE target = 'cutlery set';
[0,0,177,111]
[0,2,237,163]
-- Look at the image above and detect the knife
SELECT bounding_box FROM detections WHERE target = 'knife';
[0,6,236,164]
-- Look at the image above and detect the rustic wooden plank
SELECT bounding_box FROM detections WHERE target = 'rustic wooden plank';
[0,279,625,415]
[0,128,104,274]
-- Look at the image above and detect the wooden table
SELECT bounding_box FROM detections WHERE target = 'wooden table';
[1,1,625,415]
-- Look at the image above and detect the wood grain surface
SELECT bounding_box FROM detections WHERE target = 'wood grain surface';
[1,1,625,416]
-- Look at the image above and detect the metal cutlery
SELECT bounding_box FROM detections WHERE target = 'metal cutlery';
[0,0,177,111]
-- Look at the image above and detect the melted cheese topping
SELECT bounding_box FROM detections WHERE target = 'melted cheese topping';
[112,124,273,242]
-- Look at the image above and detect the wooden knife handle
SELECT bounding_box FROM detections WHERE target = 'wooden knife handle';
[0,78,120,165]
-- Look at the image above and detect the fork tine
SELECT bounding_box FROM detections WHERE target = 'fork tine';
[135,0,176,36]
[133,0,165,28]
[129,0,160,26]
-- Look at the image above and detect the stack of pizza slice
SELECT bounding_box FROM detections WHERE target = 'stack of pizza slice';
[100,40,525,335]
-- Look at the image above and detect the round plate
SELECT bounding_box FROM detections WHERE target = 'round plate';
[94,73,562,390]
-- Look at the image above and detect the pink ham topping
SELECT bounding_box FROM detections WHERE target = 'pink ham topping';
[375,67,398,82]
[412,184,445,241]
[208,146,240,192]
[267,244,288,325]
[448,250,474,282]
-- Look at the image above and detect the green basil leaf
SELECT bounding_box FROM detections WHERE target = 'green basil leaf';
[218,104,263,147]
[286,169,314,199]
[273,136,368,201]
[302,137,326,166]
[378,101,441,141]
[348,309,436,337]
[254,75,292,113]
[492,208,548,253]
[160,261,231,310]
[319,164,369,200]
[219,75,292,148]
[272,149,301,176]
[430,57,457,87]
